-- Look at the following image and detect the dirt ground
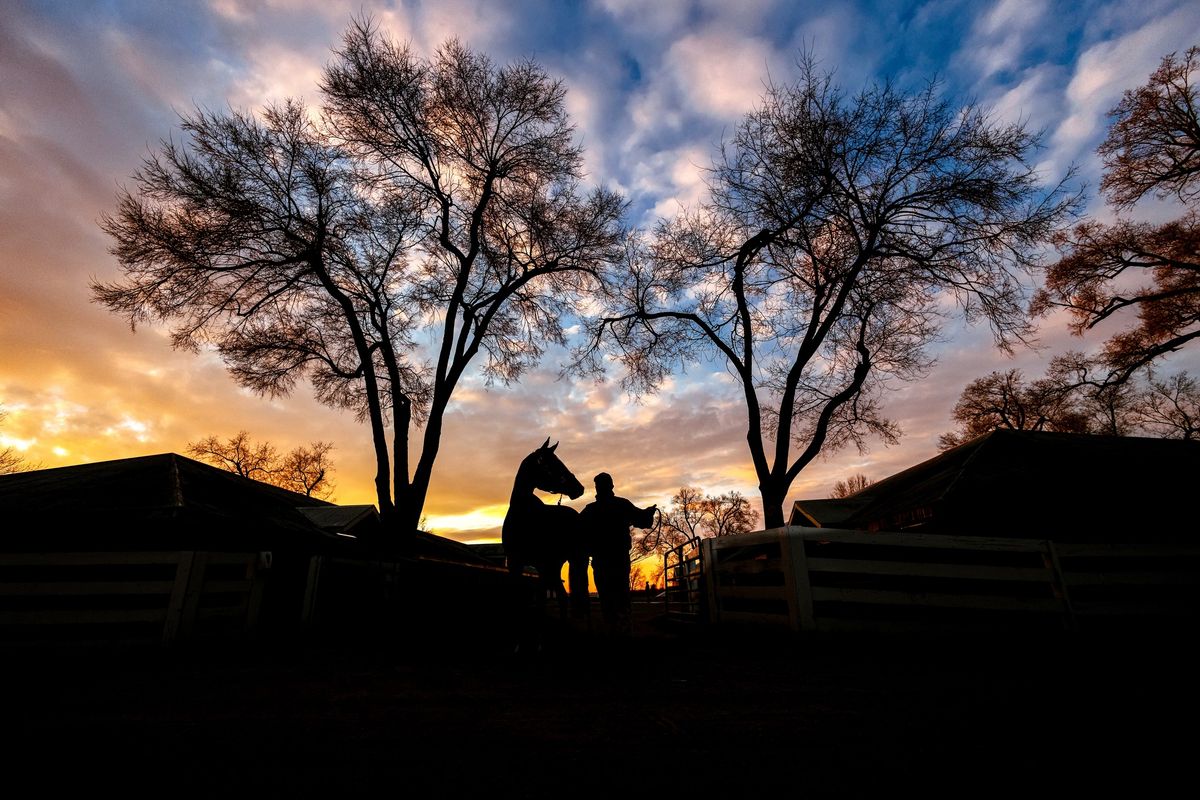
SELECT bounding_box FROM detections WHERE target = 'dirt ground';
[5,599,1195,798]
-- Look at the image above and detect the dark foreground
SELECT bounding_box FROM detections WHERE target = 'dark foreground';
[5,600,1195,798]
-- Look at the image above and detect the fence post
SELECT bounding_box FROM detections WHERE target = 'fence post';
[301,555,323,625]
[702,538,720,625]
[243,552,271,634]
[162,551,195,644]
[1043,541,1077,632]
[178,551,209,641]
[781,528,816,632]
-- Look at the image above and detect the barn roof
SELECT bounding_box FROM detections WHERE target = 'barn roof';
[789,429,1200,541]
[0,454,499,567]
[0,452,338,551]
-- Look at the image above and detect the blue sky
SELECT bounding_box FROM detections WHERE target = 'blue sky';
[2,0,1198,540]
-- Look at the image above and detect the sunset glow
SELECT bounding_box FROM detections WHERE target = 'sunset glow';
[3,0,1199,543]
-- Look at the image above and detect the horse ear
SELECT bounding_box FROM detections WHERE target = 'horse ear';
[541,437,551,450]
[549,441,558,453]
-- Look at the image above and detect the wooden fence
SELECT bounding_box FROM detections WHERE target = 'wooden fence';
[0,550,270,645]
[685,527,1200,633]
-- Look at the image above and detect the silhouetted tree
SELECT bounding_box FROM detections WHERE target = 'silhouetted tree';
[95,19,624,534]
[830,473,872,498]
[940,353,1200,446]
[1132,371,1200,439]
[0,446,22,475]
[633,486,757,560]
[1034,45,1200,384]
[188,431,279,481]
[187,431,336,498]
[937,367,1090,449]
[320,23,625,532]
[0,408,37,474]
[278,441,336,498]
[96,98,419,524]
[578,58,1079,527]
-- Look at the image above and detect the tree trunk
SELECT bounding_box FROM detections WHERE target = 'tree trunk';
[407,390,450,535]
[759,480,789,530]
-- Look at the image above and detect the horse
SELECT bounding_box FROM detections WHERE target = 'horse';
[501,438,590,623]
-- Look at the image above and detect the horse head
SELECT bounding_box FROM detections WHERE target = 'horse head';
[522,437,585,500]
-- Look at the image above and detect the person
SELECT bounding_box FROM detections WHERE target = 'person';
[580,472,656,635]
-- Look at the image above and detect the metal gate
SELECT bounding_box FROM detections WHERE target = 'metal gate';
[663,536,704,620]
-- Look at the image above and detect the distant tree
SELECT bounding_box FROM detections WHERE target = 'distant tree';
[0,408,36,475]
[1034,45,1200,384]
[830,473,872,498]
[95,19,625,535]
[703,490,759,537]
[1132,371,1200,439]
[187,431,279,481]
[0,447,21,475]
[277,440,337,498]
[632,486,757,561]
[937,368,1089,450]
[187,431,336,499]
[941,355,1198,446]
[577,56,1079,528]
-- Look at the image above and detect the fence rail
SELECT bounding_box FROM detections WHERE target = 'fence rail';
[663,536,704,620]
[697,528,1200,633]
[0,550,268,645]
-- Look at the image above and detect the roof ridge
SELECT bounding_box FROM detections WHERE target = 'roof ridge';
[168,453,184,507]
[938,428,998,502]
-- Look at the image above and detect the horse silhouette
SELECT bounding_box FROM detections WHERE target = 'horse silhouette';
[501,439,589,621]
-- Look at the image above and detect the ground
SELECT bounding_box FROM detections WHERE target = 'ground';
[4,599,1194,798]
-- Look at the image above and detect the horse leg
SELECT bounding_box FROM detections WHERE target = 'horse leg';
[567,553,591,624]
[544,563,569,621]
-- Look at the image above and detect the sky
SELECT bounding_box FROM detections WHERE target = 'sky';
[2,0,1199,543]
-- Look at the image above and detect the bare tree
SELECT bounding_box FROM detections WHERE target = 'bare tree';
[1034,45,1200,384]
[95,19,625,535]
[940,352,1200,446]
[633,486,757,561]
[1132,371,1200,439]
[578,59,1078,527]
[187,431,279,481]
[322,22,624,530]
[278,441,337,498]
[830,473,872,498]
[1099,46,1200,209]
[186,431,336,499]
[937,367,1092,450]
[0,408,37,475]
[0,446,22,475]
[96,99,419,524]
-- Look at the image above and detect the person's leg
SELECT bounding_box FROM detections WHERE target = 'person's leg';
[614,559,632,635]
[593,559,617,630]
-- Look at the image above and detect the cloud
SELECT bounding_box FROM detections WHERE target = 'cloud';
[594,0,691,36]
[663,32,778,120]
[6,0,1200,545]
[1047,4,1200,191]
[964,0,1049,80]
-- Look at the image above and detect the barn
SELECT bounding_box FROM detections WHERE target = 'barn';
[0,453,510,646]
[788,429,1199,542]
[677,431,1200,633]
